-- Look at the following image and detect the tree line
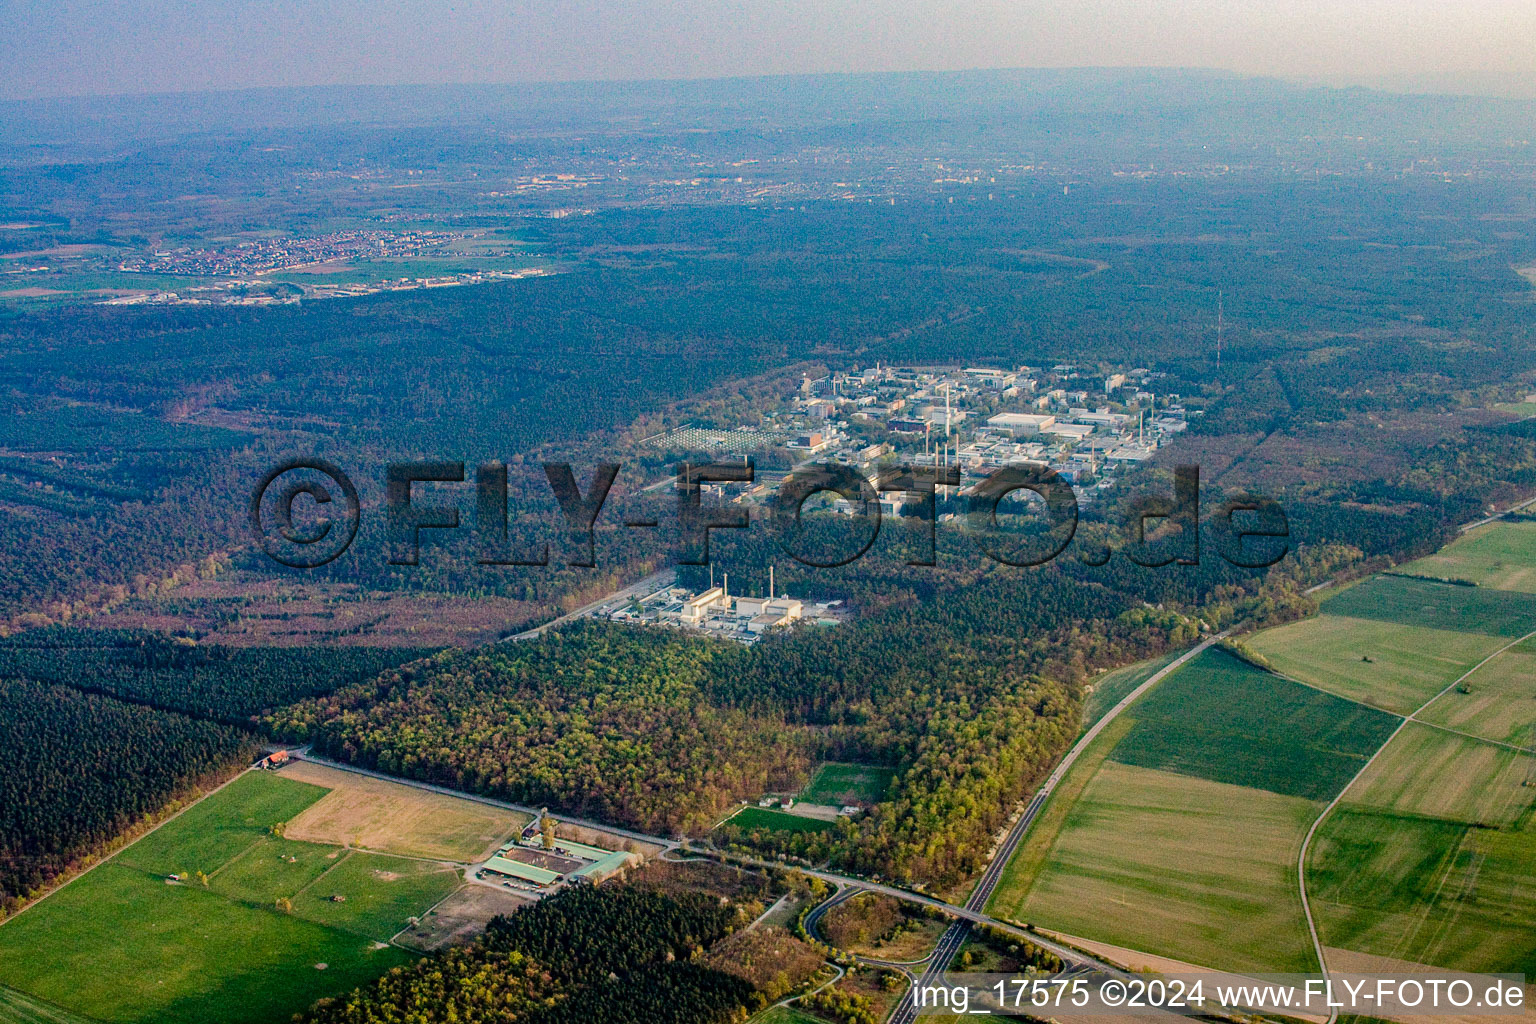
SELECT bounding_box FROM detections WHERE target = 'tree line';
[0,677,255,914]
[299,885,754,1024]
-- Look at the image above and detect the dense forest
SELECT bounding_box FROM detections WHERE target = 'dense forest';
[300,885,754,1024]
[269,626,804,835]
[0,628,438,721]
[271,542,1230,884]
[0,678,255,914]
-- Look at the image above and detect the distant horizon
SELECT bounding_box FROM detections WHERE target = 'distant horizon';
[6,64,1534,108]
[3,0,1533,103]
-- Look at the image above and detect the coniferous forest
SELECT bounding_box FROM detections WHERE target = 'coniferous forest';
[299,886,754,1024]
[0,678,255,912]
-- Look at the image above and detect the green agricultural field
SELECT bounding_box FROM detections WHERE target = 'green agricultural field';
[1310,808,1536,973]
[724,807,836,834]
[210,836,345,905]
[1110,649,1400,801]
[1492,401,1536,419]
[798,763,896,806]
[1344,723,1535,829]
[117,772,329,877]
[1308,720,1536,971]
[1321,575,1536,638]
[0,862,412,1024]
[0,772,461,1024]
[292,852,461,938]
[1399,521,1536,593]
[1416,638,1536,747]
[1308,808,1469,924]
[1079,651,1180,734]
[0,985,98,1024]
[987,715,1135,916]
[1247,614,1505,714]
[1002,761,1321,973]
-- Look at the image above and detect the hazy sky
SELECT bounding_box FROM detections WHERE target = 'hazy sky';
[2,0,1533,101]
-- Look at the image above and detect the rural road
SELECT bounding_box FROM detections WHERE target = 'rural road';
[884,628,1231,1024]
[295,749,681,852]
[1460,494,1536,533]
[504,568,675,642]
[1294,624,1536,1024]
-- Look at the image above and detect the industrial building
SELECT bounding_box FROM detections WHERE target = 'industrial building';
[986,412,1057,436]
[599,569,841,644]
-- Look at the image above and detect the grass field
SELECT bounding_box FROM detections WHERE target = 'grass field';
[117,772,330,877]
[1311,807,1536,973]
[210,835,345,903]
[752,1006,830,1024]
[1321,575,1536,638]
[798,763,896,806]
[986,715,1135,916]
[0,861,413,1024]
[0,985,98,1024]
[1000,761,1321,973]
[1344,723,1535,829]
[0,772,462,1024]
[1492,401,1536,418]
[1399,521,1536,593]
[1110,649,1400,800]
[1079,651,1181,734]
[989,528,1536,981]
[724,807,836,833]
[1416,638,1536,747]
[282,760,526,862]
[292,852,461,938]
[1308,714,1536,974]
[1247,614,1505,714]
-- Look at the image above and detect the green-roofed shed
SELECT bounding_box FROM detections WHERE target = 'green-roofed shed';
[482,856,561,886]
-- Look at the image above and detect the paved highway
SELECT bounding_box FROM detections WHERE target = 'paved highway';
[885,630,1231,1024]
[311,626,1235,1024]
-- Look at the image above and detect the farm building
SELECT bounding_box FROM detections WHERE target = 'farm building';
[479,838,640,890]
[482,855,563,889]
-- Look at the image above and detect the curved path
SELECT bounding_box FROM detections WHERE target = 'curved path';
[1294,625,1536,1024]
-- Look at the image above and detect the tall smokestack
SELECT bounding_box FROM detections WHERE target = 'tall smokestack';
[769,565,775,599]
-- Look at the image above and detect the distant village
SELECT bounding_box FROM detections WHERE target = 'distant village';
[92,229,546,306]
[117,229,470,277]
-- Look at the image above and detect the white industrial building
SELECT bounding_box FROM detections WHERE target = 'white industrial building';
[986,412,1057,436]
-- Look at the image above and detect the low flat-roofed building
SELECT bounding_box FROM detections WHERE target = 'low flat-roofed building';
[1043,422,1095,440]
[986,412,1056,435]
[748,611,790,633]
[483,856,562,887]
[570,849,641,885]
[1073,410,1128,429]
[764,597,803,617]
[734,595,769,617]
